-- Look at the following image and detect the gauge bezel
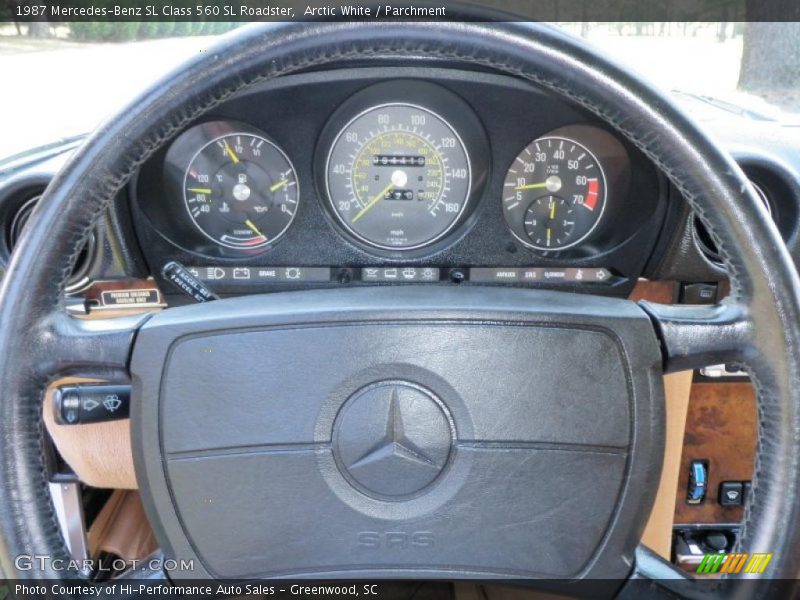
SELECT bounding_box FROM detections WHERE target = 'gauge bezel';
[182,132,299,250]
[324,101,473,252]
[504,135,609,252]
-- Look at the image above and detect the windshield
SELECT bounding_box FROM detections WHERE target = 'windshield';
[0,21,797,160]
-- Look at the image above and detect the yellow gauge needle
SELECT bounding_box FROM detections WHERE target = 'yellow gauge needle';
[546,228,552,245]
[514,181,548,191]
[549,200,557,220]
[244,219,264,238]
[187,187,212,194]
[352,182,394,223]
[270,179,289,193]
[223,141,240,164]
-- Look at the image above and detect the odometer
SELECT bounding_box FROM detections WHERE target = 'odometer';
[325,103,471,251]
[503,136,607,251]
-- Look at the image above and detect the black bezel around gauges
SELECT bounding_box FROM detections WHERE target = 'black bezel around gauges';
[502,124,632,258]
[128,67,667,299]
[315,80,490,258]
[149,120,299,258]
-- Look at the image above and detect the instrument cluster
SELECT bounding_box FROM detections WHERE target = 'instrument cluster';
[133,70,660,295]
[150,81,629,257]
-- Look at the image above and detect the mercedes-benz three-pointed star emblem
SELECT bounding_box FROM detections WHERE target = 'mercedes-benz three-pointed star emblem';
[347,387,441,472]
[334,381,453,498]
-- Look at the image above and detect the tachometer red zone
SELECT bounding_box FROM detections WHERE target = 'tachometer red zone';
[585,178,600,211]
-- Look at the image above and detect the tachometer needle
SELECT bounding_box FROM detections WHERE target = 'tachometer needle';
[223,141,240,164]
[514,181,548,191]
[270,179,289,193]
[187,187,212,194]
[244,219,264,238]
[352,182,394,223]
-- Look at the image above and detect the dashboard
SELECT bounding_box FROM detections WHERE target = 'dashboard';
[2,64,800,307]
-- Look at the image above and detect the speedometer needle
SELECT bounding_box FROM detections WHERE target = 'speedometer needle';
[352,182,394,223]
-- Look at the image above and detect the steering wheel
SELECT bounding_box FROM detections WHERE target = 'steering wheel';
[1,21,799,598]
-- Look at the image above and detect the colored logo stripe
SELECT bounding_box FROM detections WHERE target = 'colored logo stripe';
[723,553,748,573]
[745,553,773,574]
[697,553,726,574]
[697,552,773,575]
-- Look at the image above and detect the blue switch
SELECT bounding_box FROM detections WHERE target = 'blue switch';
[687,460,708,504]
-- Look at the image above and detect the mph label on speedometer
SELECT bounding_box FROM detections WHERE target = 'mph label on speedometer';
[325,103,472,251]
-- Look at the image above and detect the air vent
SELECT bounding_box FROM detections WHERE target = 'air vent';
[7,194,39,249]
[6,193,96,290]
[693,180,771,266]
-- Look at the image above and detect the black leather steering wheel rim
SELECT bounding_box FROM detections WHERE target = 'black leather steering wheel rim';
[1,21,799,594]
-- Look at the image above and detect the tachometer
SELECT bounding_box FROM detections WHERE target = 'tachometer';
[503,136,607,251]
[325,103,471,250]
[183,133,298,250]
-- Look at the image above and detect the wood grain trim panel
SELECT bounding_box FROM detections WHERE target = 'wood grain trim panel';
[673,382,756,525]
[628,279,676,304]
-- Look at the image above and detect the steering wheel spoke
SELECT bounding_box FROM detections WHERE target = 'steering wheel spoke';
[639,300,753,373]
[617,545,690,597]
[33,311,151,381]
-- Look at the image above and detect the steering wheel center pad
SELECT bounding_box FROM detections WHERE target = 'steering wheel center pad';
[132,286,664,579]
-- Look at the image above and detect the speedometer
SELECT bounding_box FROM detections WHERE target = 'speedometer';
[325,103,471,250]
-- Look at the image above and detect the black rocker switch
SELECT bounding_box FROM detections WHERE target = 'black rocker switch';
[719,481,744,506]
[53,384,130,425]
